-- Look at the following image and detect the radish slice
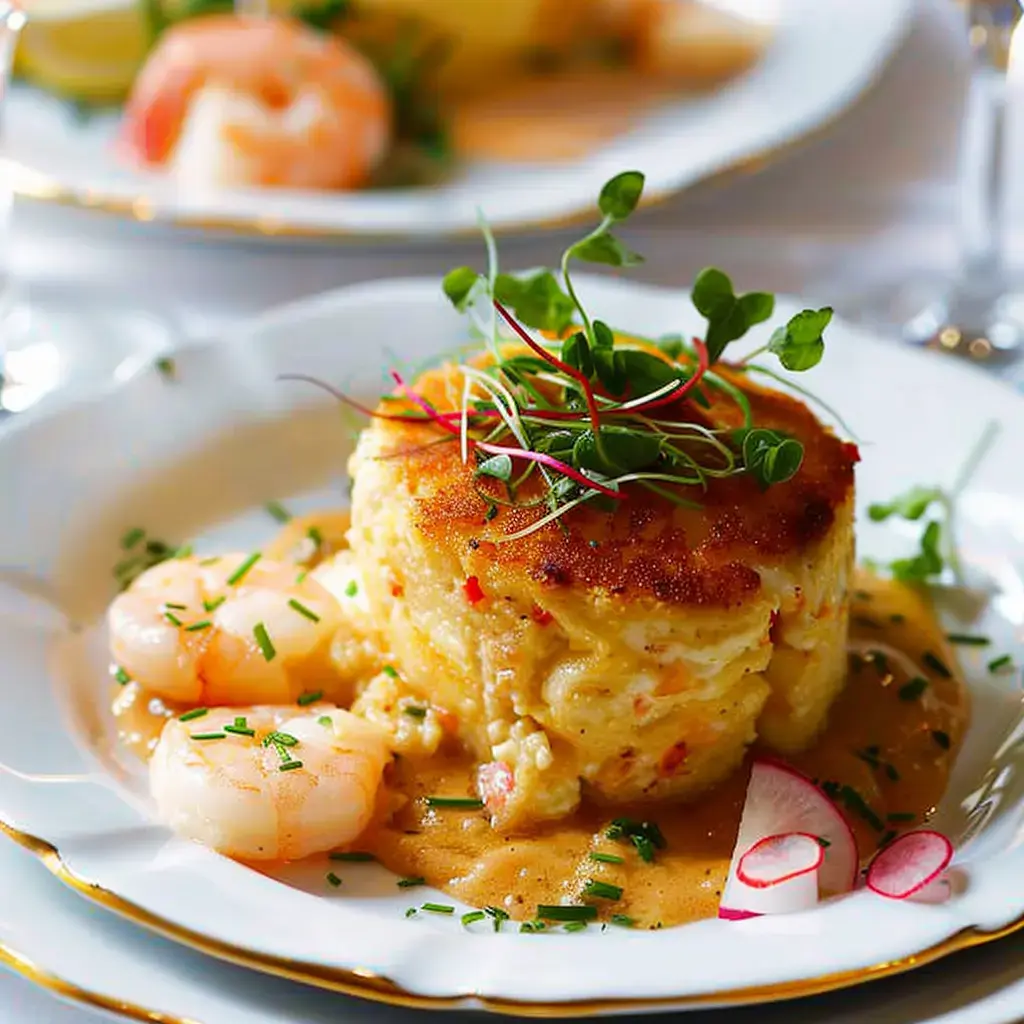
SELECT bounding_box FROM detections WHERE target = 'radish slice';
[719,759,858,920]
[866,830,954,901]
[737,832,824,888]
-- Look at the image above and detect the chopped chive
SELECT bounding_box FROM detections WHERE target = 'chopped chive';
[898,677,928,701]
[461,911,486,926]
[288,599,321,623]
[536,905,597,922]
[923,652,952,678]
[425,796,484,810]
[484,906,509,932]
[397,876,426,888]
[318,715,333,727]
[855,748,880,769]
[263,731,298,747]
[610,914,636,928]
[326,872,342,888]
[307,526,323,549]
[421,903,455,915]
[520,920,547,933]
[884,763,901,782]
[887,812,916,823]
[121,527,145,550]
[589,852,625,865]
[203,596,226,613]
[890,613,906,624]
[988,654,1014,674]
[563,921,588,933]
[179,707,208,722]
[344,580,359,598]
[297,689,323,707]
[185,620,213,632]
[265,501,292,524]
[582,880,623,901]
[932,730,951,750]
[224,724,256,737]
[382,665,399,679]
[234,717,246,727]
[404,706,428,719]
[163,602,187,611]
[114,666,131,686]
[191,732,226,741]
[279,760,304,772]
[295,570,308,584]
[631,835,655,863]
[329,851,375,862]
[945,633,990,646]
[226,552,262,586]
[405,908,418,918]
[155,356,176,379]
[837,785,884,832]
[253,622,276,662]
[816,837,831,848]
[173,544,194,560]
[164,611,184,627]
[199,556,221,566]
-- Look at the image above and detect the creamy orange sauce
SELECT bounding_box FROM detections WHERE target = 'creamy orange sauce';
[112,569,968,928]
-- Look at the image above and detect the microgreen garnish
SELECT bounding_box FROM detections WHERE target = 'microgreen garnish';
[898,677,928,701]
[988,654,1015,674]
[868,421,999,584]
[253,622,276,662]
[297,690,323,707]
[326,872,342,888]
[946,633,990,646]
[329,851,375,862]
[288,599,321,623]
[179,707,207,722]
[932,730,952,750]
[265,501,292,524]
[227,552,262,586]
[536,905,598,922]
[397,876,426,888]
[421,903,455,915]
[582,880,623,901]
[425,796,484,810]
[588,852,625,865]
[114,666,131,686]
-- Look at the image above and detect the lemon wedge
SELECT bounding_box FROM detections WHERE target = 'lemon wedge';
[15,0,150,105]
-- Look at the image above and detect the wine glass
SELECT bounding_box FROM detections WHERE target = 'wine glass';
[0,2,177,416]
[854,0,1024,369]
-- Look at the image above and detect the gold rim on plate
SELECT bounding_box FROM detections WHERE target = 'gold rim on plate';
[2,819,1024,1019]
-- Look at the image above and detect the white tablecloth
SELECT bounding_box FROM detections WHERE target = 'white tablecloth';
[4,2,1024,1020]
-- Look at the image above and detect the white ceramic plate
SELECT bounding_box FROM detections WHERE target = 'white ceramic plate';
[0,277,1023,1015]
[4,831,1024,1024]
[8,0,911,240]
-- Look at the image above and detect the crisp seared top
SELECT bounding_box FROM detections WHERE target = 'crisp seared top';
[358,350,858,608]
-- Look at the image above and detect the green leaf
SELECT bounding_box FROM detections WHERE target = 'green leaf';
[891,520,945,582]
[573,427,662,476]
[614,349,680,397]
[592,346,627,395]
[598,171,645,220]
[742,428,804,487]
[536,431,577,459]
[443,267,480,311]
[691,268,735,320]
[592,320,615,350]
[657,334,685,359]
[705,304,753,365]
[767,307,832,372]
[692,268,781,364]
[494,271,576,334]
[868,486,944,523]
[476,454,513,482]
[737,292,775,326]
[571,233,644,268]
[562,331,594,377]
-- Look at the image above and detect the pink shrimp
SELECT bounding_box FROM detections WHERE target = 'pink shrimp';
[120,15,391,191]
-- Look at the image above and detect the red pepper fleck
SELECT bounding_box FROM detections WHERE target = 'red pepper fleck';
[633,695,652,719]
[463,575,485,604]
[531,605,553,626]
[658,741,689,778]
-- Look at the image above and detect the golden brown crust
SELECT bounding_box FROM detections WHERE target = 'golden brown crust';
[361,352,858,609]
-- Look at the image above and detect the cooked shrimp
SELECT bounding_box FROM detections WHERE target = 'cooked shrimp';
[120,15,391,190]
[150,706,391,860]
[108,553,345,706]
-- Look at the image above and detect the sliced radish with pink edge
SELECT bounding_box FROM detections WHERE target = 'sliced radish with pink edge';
[718,759,858,920]
[737,832,824,888]
[866,830,954,902]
